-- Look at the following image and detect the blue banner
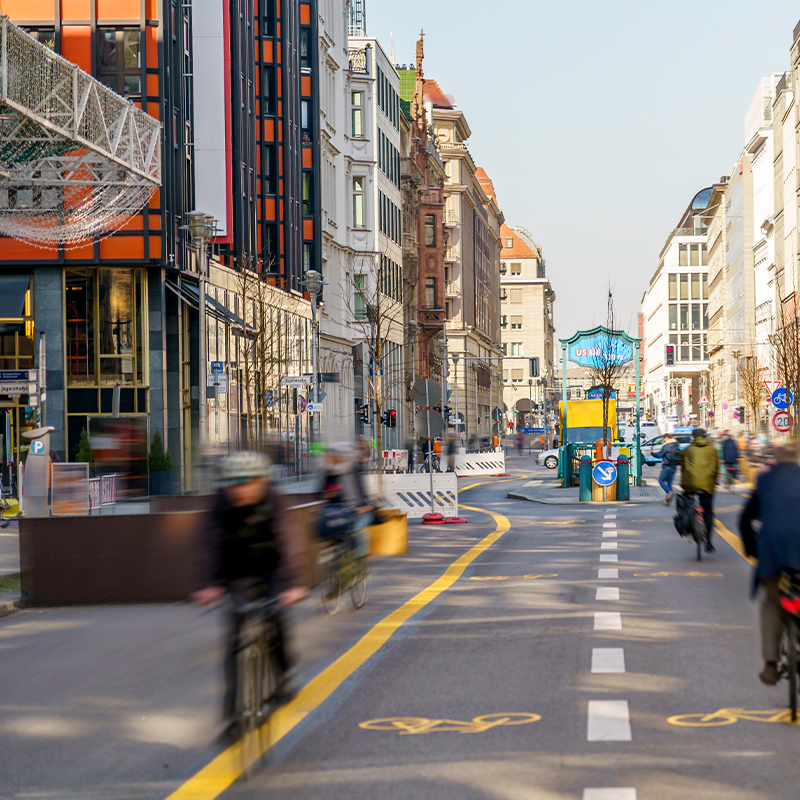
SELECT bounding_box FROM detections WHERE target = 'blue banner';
[568,335,633,367]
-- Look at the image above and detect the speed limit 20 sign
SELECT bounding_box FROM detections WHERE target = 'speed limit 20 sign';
[773,410,794,433]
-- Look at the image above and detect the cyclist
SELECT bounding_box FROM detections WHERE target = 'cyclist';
[740,441,800,685]
[658,432,681,505]
[680,428,719,553]
[193,451,306,738]
[721,430,739,488]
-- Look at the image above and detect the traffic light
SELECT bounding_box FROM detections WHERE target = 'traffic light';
[357,403,370,424]
[664,344,675,366]
[529,357,540,378]
[381,409,397,427]
[735,406,745,424]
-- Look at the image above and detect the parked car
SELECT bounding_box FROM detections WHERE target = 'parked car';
[640,433,692,465]
[536,447,559,470]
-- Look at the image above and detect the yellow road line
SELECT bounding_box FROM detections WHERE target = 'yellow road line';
[460,475,528,492]
[714,519,756,566]
[164,504,511,800]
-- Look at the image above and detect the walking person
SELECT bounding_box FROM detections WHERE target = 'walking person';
[739,441,800,685]
[658,433,680,505]
[680,428,719,553]
[721,430,739,489]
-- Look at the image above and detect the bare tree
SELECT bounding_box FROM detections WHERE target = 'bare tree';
[586,289,628,453]
[771,291,800,436]
[737,352,764,436]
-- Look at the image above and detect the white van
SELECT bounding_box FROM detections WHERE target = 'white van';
[619,422,660,443]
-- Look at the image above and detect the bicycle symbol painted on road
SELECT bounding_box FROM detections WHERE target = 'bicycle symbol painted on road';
[359,712,541,735]
[668,707,800,727]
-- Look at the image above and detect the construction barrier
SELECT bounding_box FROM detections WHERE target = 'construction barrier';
[454,451,506,477]
[382,449,408,473]
[365,473,458,519]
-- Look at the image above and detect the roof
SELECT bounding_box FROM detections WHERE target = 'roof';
[500,224,537,258]
[475,167,496,201]
[423,79,453,109]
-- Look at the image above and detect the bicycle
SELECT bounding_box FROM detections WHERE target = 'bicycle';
[316,534,367,615]
[232,596,282,778]
[689,493,706,562]
[777,568,800,722]
[417,452,440,473]
[724,463,737,491]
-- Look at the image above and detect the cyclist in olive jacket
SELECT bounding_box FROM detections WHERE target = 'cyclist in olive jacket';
[680,428,719,552]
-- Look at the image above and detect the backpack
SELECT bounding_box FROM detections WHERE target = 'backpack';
[673,492,693,537]
[318,501,353,540]
[662,443,682,468]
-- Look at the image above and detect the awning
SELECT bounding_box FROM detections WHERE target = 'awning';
[0,273,30,319]
[165,277,255,333]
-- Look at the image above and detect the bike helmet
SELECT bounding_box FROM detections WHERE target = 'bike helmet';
[219,451,271,484]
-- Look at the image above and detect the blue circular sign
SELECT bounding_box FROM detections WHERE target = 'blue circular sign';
[772,388,794,410]
[592,461,617,486]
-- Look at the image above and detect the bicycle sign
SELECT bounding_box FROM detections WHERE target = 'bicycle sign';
[667,707,798,727]
[592,461,617,486]
[772,388,794,409]
[359,712,541,735]
[773,411,793,433]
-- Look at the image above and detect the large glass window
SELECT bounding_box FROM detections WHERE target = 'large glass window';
[678,244,688,267]
[301,99,311,142]
[691,304,701,330]
[97,28,141,98]
[425,214,435,246]
[692,334,702,361]
[679,273,688,300]
[690,244,700,267]
[680,304,689,330]
[302,171,312,216]
[668,274,677,301]
[352,177,365,228]
[691,273,700,300]
[425,278,436,308]
[703,303,708,329]
[300,28,311,69]
[354,274,366,320]
[702,273,708,299]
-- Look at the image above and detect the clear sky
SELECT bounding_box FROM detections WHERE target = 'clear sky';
[368,0,800,340]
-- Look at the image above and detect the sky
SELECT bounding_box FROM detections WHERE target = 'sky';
[368,0,800,341]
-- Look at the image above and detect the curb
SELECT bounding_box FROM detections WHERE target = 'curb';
[0,598,20,615]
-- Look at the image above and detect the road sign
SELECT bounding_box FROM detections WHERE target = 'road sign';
[773,411,793,433]
[772,388,794,410]
[265,390,273,409]
[210,361,224,374]
[281,375,309,388]
[411,378,441,407]
[308,402,324,413]
[0,383,35,396]
[676,399,683,406]
[592,461,617,486]
[413,408,444,438]
[492,407,503,422]
[723,403,728,410]
[764,380,781,395]
[0,370,35,382]
[30,439,46,455]
[708,411,714,417]
[298,396,307,413]
[699,394,710,406]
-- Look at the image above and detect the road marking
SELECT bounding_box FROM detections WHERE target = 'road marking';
[460,476,529,492]
[601,542,617,550]
[594,612,622,630]
[596,587,619,600]
[591,647,625,673]
[163,503,512,800]
[468,574,558,581]
[667,708,800,727]
[358,712,541,735]
[602,531,617,538]
[584,790,636,800]
[714,520,757,566]
[598,569,618,579]
[603,522,617,528]
[600,554,618,562]
[587,700,632,741]
[633,571,723,578]
[604,514,616,520]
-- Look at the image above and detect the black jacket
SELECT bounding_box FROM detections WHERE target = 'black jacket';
[722,437,738,464]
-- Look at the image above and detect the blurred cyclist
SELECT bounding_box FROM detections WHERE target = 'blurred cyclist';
[680,428,719,553]
[740,441,800,685]
[193,451,306,737]
[721,430,739,487]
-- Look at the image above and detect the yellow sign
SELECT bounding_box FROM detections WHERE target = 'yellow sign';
[359,713,541,735]
[469,574,558,581]
[634,572,723,578]
[668,708,798,727]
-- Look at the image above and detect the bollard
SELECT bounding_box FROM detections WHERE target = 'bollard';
[579,456,592,502]
[617,455,630,501]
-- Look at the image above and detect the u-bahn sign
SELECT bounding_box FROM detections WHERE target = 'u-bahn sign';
[562,327,636,367]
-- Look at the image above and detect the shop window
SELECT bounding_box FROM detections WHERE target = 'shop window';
[97,28,141,99]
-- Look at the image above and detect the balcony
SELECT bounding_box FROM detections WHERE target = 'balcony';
[444,279,460,297]
[444,246,458,262]
[348,48,368,74]
[444,209,459,227]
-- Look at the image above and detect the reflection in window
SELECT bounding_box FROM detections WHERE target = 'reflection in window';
[300,28,310,69]
[97,28,141,98]
[680,304,688,330]
[678,244,688,267]
[66,269,96,384]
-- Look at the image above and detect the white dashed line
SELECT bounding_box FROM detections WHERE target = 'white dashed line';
[591,647,625,673]
[596,587,620,600]
[604,514,616,520]
[584,789,636,800]
[594,612,622,630]
[598,568,618,579]
[602,530,618,537]
[601,541,617,549]
[599,554,618,562]
[603,522,617,528]
[587,700,632,741]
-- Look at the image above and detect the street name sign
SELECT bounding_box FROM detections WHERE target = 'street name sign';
[281,376,308,388]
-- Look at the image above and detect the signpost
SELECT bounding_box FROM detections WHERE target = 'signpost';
[773,411,793,433]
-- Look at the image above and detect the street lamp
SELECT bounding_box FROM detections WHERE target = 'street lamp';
[185,210,215,446]
[301,269,325,436]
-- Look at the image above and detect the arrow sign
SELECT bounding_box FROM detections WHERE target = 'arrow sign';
[592,461,617,486]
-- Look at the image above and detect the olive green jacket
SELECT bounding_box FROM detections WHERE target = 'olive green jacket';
[680,436,719,494]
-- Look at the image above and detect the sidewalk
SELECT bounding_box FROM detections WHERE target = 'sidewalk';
[508,483,662,505]
[0,525,20,612]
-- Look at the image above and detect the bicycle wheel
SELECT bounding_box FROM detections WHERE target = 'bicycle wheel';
[789,618,798,723]
[317,545,342,615]
[693,511,703,562]
[237,645,263,779]
[350,557,368,609]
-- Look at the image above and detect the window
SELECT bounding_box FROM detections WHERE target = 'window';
[500,288,507,300]
[505,237,513,249]
[97,28,141,98]
[680,304,688,330]
[691,273,700,300]
[500,315,508,329]
[264,144,276,194]
[703,303,708,329]
[352,177,365,228]
[25,27,56,50]
[425,214,435,247]
[511,369,523,382]
[510,315,523,329]
[669,305,677,330]
[351,91,364,137]
[511,342,523,356]
[263,66,275,114]
[302,172,312,216]
[692,334,702,361]
[300,28,310,69]
[301,99,311,142]
[680,333,689,362]
[510,288,522,304]
[668,274,677,301]
[354,274,366,320]
[691,304,700,330]
[303,243,313,273]
[510,263,521,275]
[678,244,688,267]
[425,278,436,308]
[501,342,507,356]
[690,244,700,267]
[702,273,708,299]
[701,243,708,266]
[262,0,275,36]
[679,273,688,300]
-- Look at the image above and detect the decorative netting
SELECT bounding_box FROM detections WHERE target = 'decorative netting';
[0,17,161,248]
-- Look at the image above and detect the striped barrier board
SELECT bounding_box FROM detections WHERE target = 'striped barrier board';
[364,473,458,519]
[454,451,506,477]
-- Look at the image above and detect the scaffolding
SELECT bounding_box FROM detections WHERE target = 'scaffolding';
[0,16,161,247]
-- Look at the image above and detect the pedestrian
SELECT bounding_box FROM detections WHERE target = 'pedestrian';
[446,432,458,473]
[721,429,739,487]
[516,431,524,455]
[739,441,800,685]
[192,451,306,740]
[680,428,719,552]
[658,433,680,505]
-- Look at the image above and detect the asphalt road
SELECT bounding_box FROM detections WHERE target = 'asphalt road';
[0,528,18,577]
[1,460,798,800]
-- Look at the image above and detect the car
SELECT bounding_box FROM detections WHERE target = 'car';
[640,433,692,465]
[619,422,661,443]
[536,447,559,469]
